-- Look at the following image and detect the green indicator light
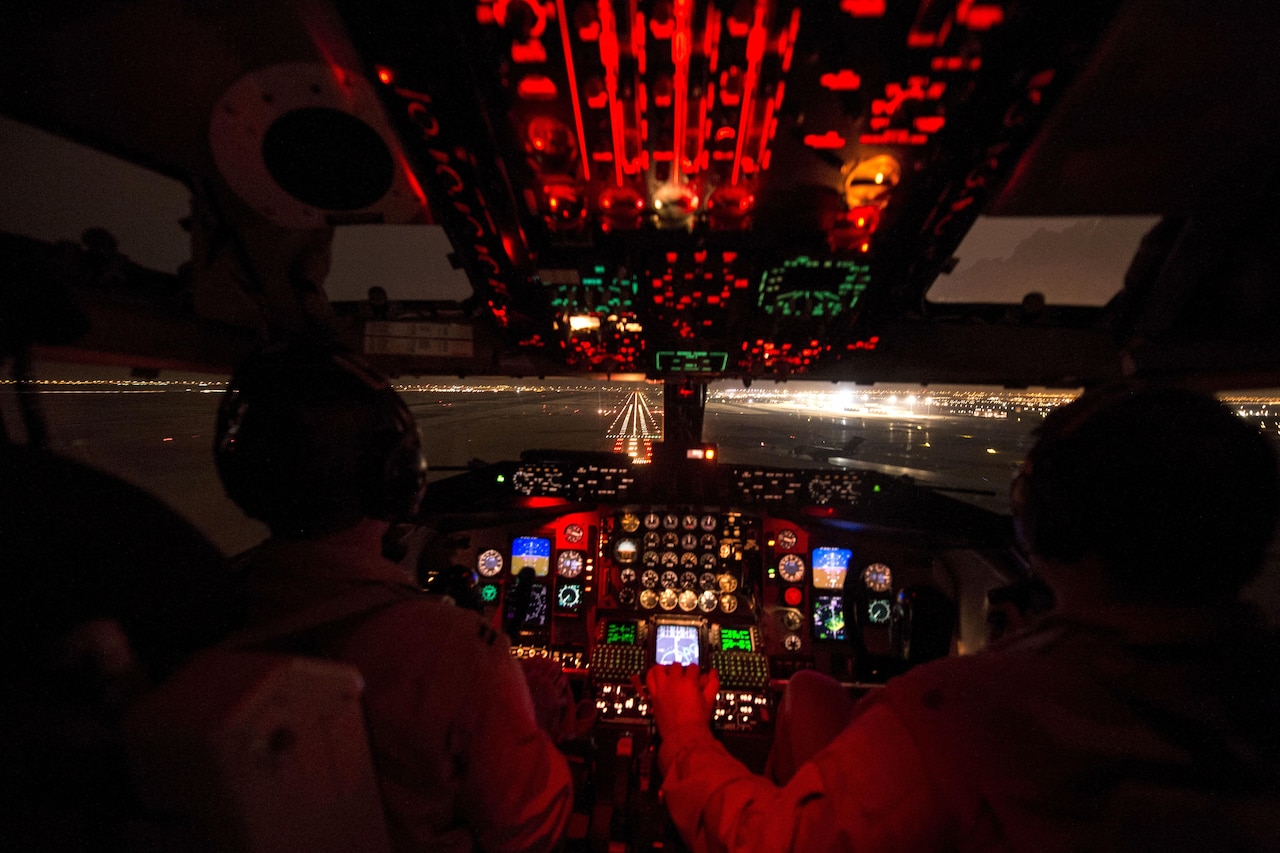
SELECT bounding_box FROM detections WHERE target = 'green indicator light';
[479,584,498,603]
[496,474,506,483]
[593,265,607,274]
[873,484,881,493]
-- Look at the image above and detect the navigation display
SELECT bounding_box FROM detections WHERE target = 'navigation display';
[511,536,552,576]
[654,622,700,666]
[518,583,549,628]
[719,627,753,651]
[812,547,852,590]
[812,594,846,641]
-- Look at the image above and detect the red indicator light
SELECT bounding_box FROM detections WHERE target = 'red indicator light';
[959,2,1004,30]
[376,66,394,85]
[820,70,862,91]
[915,115,946,133]
[803,131,847,149]
[840,0,886,16]
[783,587,803,606]
[517,75,558,100]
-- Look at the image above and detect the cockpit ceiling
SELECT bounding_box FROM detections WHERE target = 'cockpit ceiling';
[4,1,1279,386]
[335,0,1122,378]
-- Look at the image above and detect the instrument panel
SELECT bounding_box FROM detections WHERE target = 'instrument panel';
[421,456,989,732]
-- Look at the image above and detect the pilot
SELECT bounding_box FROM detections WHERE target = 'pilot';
[214,342,574,853]
[646,384,1280,852]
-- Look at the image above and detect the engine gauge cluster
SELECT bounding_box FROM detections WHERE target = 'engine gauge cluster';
[608,508,755,615]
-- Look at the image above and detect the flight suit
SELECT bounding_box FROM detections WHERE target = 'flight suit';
[237,532,573,853]
[657,605,1280,852]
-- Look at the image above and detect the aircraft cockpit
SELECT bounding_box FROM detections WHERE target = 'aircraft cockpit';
[3,0,1280,850]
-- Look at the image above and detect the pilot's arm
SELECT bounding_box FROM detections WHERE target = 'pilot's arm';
[456,637,574,853]
[648,664,949,853]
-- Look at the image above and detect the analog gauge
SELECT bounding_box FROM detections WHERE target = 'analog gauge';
[682,514,699,530]
[639,589,658,609]
[563,523,585,544]
[700,552,719,570]
[619,567,636,584]
[557,584,582,609]
[556,550,584,578]
[640,569,659,589]
[719,594,738,614]
[614,538,638,564]
[660,570,679,589]
[783,634,803,652]
[776,528,798,550]
[700,514,718,532]
[808,475,835,504]
[660,551,679,569]
[717,573,738,593]
[700,533,718,551]
[698,590,719,612]
[477,548,504,577]
[681,533,698,551]
[662,513,680,530]
[868,599,893,624]
[679,571,699,590]
[719,542,733,560]
[699,572,718,591]
[643,531,660,549]
[862,562,893,593]
[617,587,636,607]
[644,512,662,530]
[642,550,660,568]
[678,589,698,612]
[680,552,699,569]
[620,512,641,533]
[659,589,678,610]
[662,532,680,550]
[778,554,806,583]
[780,610,804,632]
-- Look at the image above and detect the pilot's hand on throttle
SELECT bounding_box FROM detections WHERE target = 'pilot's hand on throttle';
[644,663,720,734]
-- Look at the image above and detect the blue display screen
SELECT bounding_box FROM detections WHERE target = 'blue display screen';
[511,536,551,576]
[812,547,852,590]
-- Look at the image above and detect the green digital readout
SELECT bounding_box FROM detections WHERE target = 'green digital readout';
[720,627,753,651]
[605,621,638,645]
[654,350,730,374]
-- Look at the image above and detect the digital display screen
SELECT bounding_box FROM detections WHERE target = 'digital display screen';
[720,627,753,651]
[605,621,638,645]
[812,594,846,641]
[555,581,583,613]
[654,622,700,666]
[812,547,851,590]
[509,583,548,628]
[511,536,551,576]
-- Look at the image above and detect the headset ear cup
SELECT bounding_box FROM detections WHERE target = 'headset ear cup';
[375,401,427,520]
[215,344,427,533]
[1015,442,1089,562]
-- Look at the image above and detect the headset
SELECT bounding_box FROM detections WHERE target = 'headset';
[1011,383,1279,601]
[215,343,427,537]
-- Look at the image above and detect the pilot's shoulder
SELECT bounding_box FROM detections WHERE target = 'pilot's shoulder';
[363,593,508,652]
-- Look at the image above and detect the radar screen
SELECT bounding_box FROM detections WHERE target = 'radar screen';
[812,594,846,641]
